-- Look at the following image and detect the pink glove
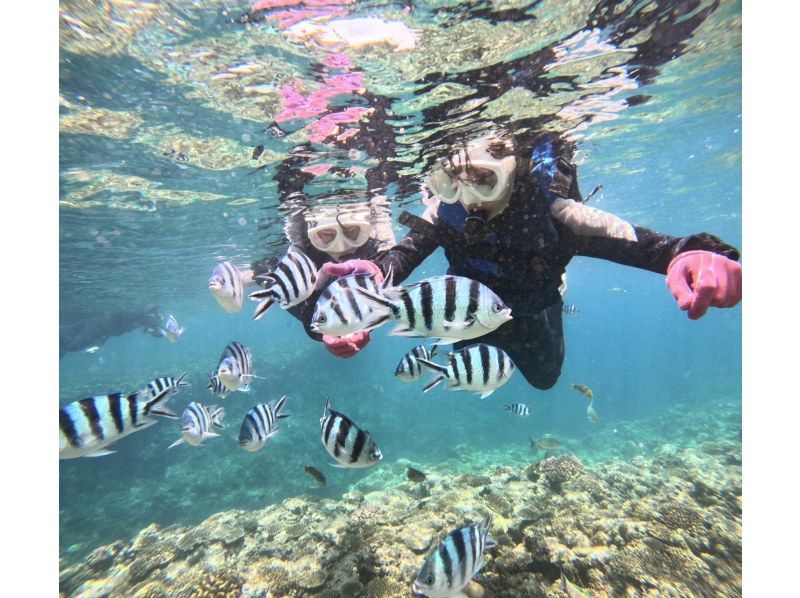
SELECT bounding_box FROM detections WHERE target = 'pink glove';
[666,250,742,320]
[315,259,383,291]
[323,332,371,358]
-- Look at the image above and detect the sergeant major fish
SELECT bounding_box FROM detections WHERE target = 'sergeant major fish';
[395,344,438,383]
[60,385,179,459]
[320,398,383,468]
[563,304,579,316]
[207,375,233,398]
[418,343,515,399]
[310,272,390,337]
[239,396,289,452]
[250,245,318,320]
[411,516,495,598]
[215,341,256,393]
[160,314,185,343]
[504,403,530,417]
[168,402,225,448]
[144,372,189,400]
[209,261,246,313]
[355,275,512,344]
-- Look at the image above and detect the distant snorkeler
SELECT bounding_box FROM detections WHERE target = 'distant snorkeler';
[251,196,397,358]
[59,305,164,357]
[319,130,742,390]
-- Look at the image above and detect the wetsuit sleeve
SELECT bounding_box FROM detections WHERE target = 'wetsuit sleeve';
[372,230,438,284]
[564,223,741,274]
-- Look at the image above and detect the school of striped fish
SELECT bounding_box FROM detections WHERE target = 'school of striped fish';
[61,244,600,594]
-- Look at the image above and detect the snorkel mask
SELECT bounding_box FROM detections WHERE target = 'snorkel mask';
[424,135,517,218]
[306,205,371,256]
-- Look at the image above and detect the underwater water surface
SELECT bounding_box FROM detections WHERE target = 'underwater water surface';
[59,0,741,595]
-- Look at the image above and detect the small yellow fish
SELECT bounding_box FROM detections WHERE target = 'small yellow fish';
[587,401,599,423]
[407,467,426,483]
[571,384,594,399]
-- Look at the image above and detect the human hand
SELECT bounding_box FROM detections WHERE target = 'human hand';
[315,259,383,291]
[323,331,371,358]
[666,250,742,320]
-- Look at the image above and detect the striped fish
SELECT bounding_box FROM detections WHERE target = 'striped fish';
[355,275,512,344]
[239,396,290,452]
[209,261,245,313]
[215,341,256,393]
[60,386,179,459]
[563,304,579,316]
[319,398,383,468]
[144,372,189,400]
[395,344,438,383]
[411,516,495,598]
[504,403,530,417]
[310,273,389,337]
[418,343,515,399]
[168,402,225,448]
[250,246,318,320]
[207,375,235,398]
[161,314,185,342]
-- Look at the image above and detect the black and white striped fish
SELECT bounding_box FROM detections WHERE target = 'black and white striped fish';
[504,403,530,417]
[563,304,579,316]
[60,386,179,459]
[355,275,512,344]
[411,516,495,598]
[144,373,189,400]
[395,344,438,383]
[310,272,390,337]
[250,246,318,320]
[319,398,383,468]
[168,402,225,448]
[239,396,290,452]
[209,261,245,313]
[207,374,236,398]
[418,343,515,399]
[215,341,256,393]
[161,314,185,342]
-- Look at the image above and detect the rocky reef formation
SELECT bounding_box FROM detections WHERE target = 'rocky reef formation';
[60,439,741,597]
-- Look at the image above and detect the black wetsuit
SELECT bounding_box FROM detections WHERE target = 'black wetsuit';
[370,145,740,390]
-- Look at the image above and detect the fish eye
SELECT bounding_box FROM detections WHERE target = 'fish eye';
[493,302,503,312]
[425,574,434,585]
[371,450,381,460]
[318,314,327,323]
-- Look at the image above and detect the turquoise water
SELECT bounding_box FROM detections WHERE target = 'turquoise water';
[59,0,741,587]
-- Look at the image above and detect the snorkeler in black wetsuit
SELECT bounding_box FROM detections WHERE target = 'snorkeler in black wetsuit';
[323,131,742,390]
[59,306,163,357]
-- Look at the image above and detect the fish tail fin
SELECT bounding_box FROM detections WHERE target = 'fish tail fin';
[503,404,511,411]
[416,358,447,374]
[274,395,289,419]
[175,371,189,388]
[210,406,225,429]
[250,290,276,320]
[422,375,445,393]
[143,388,178,419]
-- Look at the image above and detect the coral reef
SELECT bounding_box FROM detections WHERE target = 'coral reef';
[60,440,741,597]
